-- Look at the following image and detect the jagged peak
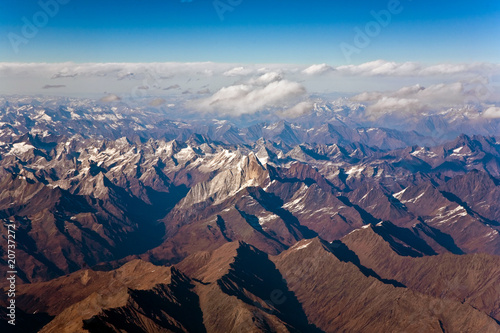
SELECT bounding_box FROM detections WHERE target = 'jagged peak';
[178,152,270,208]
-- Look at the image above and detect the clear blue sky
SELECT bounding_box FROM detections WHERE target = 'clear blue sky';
[0,0,499,64]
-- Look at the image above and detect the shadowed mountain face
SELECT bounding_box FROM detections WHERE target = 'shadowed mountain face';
[0,101,500,331]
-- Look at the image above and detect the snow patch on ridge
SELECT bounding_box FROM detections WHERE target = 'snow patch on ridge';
[392,187,407,200]
[293,240,313,250]
[7,142,35,156]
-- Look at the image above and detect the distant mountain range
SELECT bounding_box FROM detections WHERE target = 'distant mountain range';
[1,96,498,149]
[1,97,500,332]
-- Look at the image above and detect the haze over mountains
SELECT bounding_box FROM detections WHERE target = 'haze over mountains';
[0,95,500,332]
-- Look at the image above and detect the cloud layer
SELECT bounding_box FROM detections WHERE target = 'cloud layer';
[2,60,497,84]
[336,60,500,77]
[0,60,498,119]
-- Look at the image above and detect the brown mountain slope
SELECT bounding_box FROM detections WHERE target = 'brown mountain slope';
[12,239,500,333]
[0,259,171,333]
[341,224,500,321]
[38,242,319,333]
[273,238,500,333]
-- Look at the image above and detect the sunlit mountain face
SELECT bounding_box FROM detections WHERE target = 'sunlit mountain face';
[1,0,500,332]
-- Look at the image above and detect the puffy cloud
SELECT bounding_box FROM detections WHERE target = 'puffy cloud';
[247,72,283,85]
[352,82,480,117]
[223,66,254,77]
[189,74,307,116]
[483,106,500,118]
[364,97,424,116]
[302,63,334,75]
[337,60,420,76]
[277,101,314,118]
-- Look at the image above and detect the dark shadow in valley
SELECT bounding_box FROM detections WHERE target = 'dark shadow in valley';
[413,218,464,255]
[337,195,379,224]
[109,179,189,258]
[247,187,318,240]
[372,221,437,257]
[217,243,324,333]
[235,206,287,248]
[440,191,500,226]
[216,215,232,242]
[327,240,405,288]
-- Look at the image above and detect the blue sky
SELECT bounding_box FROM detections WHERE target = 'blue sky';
[1,0,499,64]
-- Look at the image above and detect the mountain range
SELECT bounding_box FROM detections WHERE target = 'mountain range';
[0,97,500,332]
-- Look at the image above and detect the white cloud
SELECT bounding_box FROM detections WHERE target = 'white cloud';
[223,66,254,77]
[337,60,420,76]
[364,97,424,115]
[277,101,314,118]
[420,63,499,76]
[247,72,283,85]
[189,74,307,116]
[351,82,484,117]
[0,62,233,81]
[0,61,498,110]
[336,60,500,77]
[302,63,334,75]
[197,69,214,76]
[1,61,497,83]
[483,106,500,118]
